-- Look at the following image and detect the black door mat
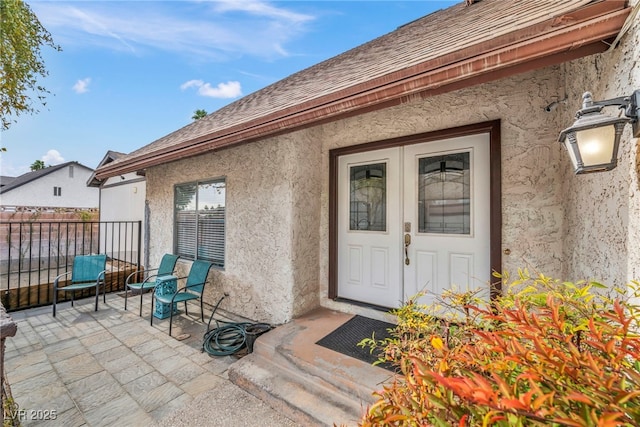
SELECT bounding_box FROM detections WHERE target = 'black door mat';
[316,315,396,371]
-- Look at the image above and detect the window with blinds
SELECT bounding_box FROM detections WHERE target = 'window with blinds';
[174,179,226,268]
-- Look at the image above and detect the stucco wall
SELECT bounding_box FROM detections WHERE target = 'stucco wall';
[561,2,640,288]
[287,133,322,317]
[146,135,321,324]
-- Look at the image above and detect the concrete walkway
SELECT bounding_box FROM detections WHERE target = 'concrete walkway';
[4,294,299,427]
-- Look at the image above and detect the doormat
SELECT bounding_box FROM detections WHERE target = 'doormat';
[316,315,396,371]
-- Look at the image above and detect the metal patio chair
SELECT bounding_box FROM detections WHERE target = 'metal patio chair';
[150,259,214,336]
[124,254,179,316]
[53,254,107,317]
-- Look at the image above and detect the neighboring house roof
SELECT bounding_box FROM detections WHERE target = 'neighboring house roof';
[0,161,94,194]
[87,150,127,187]
[95,0,631,180]
[0,176,16,187]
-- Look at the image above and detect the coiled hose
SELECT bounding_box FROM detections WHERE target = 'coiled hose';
[202,321,252,356]
[201,295,271,356]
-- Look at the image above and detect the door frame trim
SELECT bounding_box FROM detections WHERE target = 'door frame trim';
[328,120,502,302]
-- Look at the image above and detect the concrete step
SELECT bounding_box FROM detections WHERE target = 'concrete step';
[228,308,396,427]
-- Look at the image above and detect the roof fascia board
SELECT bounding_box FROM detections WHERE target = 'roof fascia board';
[96,3,630,179]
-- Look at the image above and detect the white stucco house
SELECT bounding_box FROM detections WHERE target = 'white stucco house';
[88,151,147,265]
[0,161,99,210]
[95,0,640,325]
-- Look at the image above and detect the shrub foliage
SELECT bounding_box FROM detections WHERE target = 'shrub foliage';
[359,270,640,426]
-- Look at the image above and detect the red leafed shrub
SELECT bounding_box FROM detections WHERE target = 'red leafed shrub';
[359,270,640,426]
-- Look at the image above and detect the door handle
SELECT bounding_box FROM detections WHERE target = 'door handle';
[404,233,411,265]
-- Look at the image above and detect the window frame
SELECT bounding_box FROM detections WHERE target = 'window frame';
[173,178,226,269]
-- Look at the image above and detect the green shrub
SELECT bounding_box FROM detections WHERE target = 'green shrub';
[359,270,640,426]
[77,210,94,222]
[2,396,20,427]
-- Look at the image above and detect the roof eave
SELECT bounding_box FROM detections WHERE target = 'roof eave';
[95,4,630,180]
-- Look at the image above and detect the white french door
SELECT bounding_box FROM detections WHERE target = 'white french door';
[337,148,403,307]
[337,133,491,308]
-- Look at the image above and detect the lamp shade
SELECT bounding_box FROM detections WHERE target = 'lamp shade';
[559,110,628,174]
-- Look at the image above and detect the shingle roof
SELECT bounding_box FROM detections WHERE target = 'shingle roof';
[86,150,128,187]
[96,0,630,179]
[87,150,126,187]
[0,162,93,194]
[0,176,16,187]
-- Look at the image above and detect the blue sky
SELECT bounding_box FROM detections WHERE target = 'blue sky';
[0,0,457,177]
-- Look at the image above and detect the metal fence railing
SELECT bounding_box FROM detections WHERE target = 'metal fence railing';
[0,221,142,311]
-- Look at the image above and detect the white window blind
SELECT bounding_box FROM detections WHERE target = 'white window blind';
[174,180,225,268]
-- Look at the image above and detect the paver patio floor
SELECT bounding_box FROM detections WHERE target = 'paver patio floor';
[4,293,298,427]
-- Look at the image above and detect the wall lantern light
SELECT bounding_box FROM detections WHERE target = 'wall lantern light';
[558,90,639,174]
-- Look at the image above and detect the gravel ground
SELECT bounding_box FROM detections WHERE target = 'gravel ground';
[152,381,300,427]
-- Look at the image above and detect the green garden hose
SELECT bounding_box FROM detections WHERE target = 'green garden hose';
[201,295,272,356]
[202,322,251,356]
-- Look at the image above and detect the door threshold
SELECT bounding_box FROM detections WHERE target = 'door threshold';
[333,297,392,312]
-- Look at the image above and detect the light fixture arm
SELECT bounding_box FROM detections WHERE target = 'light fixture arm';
[577,91,640,137]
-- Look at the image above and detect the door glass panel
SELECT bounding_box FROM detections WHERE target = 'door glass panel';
[349,163,386,231]
[418,152,470,234]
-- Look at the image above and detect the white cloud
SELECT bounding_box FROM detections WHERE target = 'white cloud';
[181,80,242,99]
[42,150,65,165]
[31,2,315,61]
[73,78,91,94]
[180,80,204,91]
[212,1,315,23]
[199,81,243,98]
